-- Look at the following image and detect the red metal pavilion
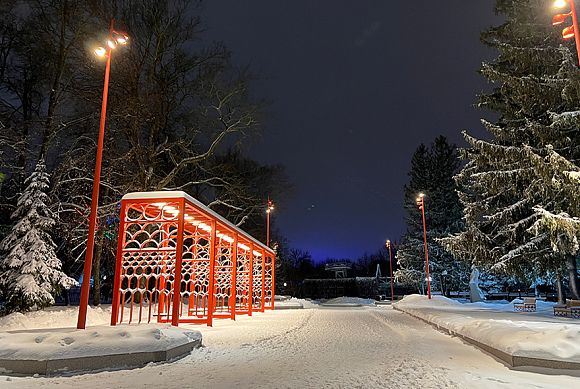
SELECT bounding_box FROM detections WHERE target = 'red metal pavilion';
[110,191,275,327]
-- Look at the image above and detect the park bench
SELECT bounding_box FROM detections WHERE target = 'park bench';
[513,297,537,312]
[553,299,580,318]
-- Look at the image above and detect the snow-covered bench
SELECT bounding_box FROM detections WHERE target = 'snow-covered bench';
[554,299,580,318]
[513,297,536,312]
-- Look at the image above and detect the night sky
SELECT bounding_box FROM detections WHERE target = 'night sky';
[202,1,504,262]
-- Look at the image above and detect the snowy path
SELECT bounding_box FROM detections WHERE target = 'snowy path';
[2,307,580,388]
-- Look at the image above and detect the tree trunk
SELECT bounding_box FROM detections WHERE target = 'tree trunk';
[566,255,580,300]
[40,0,69,160]
[556,272,566,305]
[63,289,70,306]
[92,228,105,306]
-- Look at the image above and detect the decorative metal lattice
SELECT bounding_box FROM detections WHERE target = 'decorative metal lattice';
[111,192,275,326]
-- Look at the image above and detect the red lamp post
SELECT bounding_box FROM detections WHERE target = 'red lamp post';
[553,0,580,66]
[416,193,431,299]
[266,198,274,247]
[77,20,129,330]
[385,239,395,302]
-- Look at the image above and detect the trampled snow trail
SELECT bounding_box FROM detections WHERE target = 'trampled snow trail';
[3,307,580,388]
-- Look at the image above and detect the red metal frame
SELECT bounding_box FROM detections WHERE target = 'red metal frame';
[110,191,276,326]
[77,20,115,329]
[416,195,431,299]
[386,240,395,302]
[266,198,274,247]
[553,0,580,67]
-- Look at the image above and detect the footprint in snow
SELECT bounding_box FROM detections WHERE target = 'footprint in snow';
[59,337,75,346]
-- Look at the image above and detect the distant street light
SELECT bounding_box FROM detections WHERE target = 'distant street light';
[385,240,395,302]
[266,198,274,247]
[77,20,129,330]
[552,0,580,66]
[416,193,431,299]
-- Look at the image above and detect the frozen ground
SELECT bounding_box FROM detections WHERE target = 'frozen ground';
[395,295,580,364]
[2,303,580,388]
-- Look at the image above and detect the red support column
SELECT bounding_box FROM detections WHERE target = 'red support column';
[248,245,254,316]
[207,220,218,326]
[187,232,199,316]
[158,223,171,320]
[170,198,186,326]
[420,199,431,300]
[261,249,266,312]
[271,253,276,310]
[570,0,580,67]
[230,233,238,320]
[388,242,395,302]
[77,19,115,330]
[110,200,128,326]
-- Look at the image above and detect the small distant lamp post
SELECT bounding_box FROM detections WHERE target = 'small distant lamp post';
[552,0,580,66]
[77,20,129,330]
[416,193,431,299]
[385,240,395,302]
[266,198,274,247]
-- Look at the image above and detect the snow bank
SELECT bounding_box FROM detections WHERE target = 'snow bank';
[0,305,202,375]
[0,324,201,360]
[322,297,376,307]
[395,294,580,363]
[290,297,319,308]
[0,305,111,331]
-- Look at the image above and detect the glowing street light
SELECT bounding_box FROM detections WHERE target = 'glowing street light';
[416,193,431,299]
[77,20,129,330]
[385,240,395,302]
[552,0,580,66]
[266,198,274,247]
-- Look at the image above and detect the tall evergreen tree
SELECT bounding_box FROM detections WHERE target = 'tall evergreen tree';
[396,136,467,294]
[441,0,580,301]
[0,160,76,313]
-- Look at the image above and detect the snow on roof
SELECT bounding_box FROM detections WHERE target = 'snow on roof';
[122,191,274,254]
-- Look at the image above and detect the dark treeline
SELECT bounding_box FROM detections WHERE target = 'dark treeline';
[0,0,290,311]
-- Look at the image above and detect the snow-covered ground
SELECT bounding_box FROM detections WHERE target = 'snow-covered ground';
[394,294,580,364]
[1,302,580,388]
[0,305,201,374]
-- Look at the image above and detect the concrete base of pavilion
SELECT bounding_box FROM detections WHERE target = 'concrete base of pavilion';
[394,300,580,371]
[0,324,202,376]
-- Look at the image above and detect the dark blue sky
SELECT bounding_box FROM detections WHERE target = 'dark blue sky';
[202,1,503,262]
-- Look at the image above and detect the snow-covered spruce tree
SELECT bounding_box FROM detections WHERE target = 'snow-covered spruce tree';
[396,136,468,295]
[441,0,580,302]
[0,160,76,313]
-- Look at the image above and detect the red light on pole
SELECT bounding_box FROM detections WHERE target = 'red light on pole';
[416,193,431,300]
[77,20,129,329]
[552,0,580,66]
[385,240,395,302]
[553,13,571,26]
[266,198,274,247]
[563,25,576,39]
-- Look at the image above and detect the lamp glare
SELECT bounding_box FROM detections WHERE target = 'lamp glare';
[94,47,107,57]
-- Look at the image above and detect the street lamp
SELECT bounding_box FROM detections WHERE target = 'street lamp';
[416,193,431,299]
[552,0,580,66]
[385,239,395,302]
[266,198,274,247]
[77,20,129,330]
